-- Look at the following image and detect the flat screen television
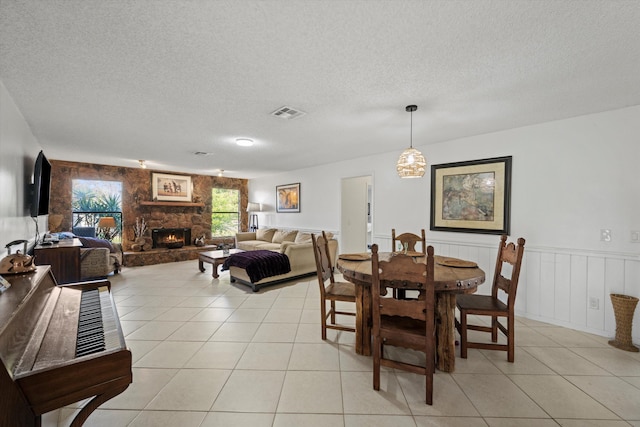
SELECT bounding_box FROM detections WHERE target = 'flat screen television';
[30,150,52,217]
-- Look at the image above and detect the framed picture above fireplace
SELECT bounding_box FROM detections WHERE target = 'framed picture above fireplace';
[152,173,192,202]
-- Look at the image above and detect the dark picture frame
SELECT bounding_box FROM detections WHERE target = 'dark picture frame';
[152,173,192,202]
[430,156,512,235]
[276,183,300,213]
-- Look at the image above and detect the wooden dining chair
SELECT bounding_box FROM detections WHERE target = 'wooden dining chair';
[391,228,426,254]
[371,243,436,405]
[311,231,356,340]
[455,235,526,362]
[391,228,426,299]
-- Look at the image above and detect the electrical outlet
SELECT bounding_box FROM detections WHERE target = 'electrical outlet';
[589,297,599,310]
[631,230,640,243]
[600,229,611,242]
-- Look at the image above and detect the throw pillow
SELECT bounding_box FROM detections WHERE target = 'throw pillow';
[272,230,297,243]
[78,236,116,253]
[256,228,276,242]
[294,232,313,243]
[282,230,298,242]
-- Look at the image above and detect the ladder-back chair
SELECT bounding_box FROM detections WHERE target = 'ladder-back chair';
[455,235,526,362]
[371,243,436,405]
[311,231,356,340]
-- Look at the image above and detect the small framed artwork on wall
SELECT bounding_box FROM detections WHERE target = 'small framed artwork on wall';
[276,183,300,213]
[430,156,512,235]
[152,173,192,202]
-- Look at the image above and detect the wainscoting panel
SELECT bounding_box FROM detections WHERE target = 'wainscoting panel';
[371,234,640,340]
[568,255,587,329]
[525,251,541,318]
[554,254,571,323]
[605,258,626,333]
[587,257,606,332]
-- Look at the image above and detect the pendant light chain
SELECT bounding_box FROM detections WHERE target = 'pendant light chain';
[410,108,413,149]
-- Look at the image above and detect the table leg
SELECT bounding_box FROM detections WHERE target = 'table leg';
[211,260,221,278]
[436,293,456,372]
[354,283,372,356]
[198,259,206,273]
[362,285,372,356]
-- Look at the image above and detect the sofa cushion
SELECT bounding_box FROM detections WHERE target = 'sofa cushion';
[272,229,297,243]
[78,236,116,253]
[256,228,276,242]
[255,242,281,251]
[236,240,265,251]
[294,232,313,243]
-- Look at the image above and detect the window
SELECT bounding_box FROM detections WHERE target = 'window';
[72,179,122,242]
[211,188,239,237]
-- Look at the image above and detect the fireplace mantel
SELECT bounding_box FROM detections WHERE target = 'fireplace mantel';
[140,201,204,207]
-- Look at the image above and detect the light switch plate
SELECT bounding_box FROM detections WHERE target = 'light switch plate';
[600,229,611,242]
[631,230,640,243]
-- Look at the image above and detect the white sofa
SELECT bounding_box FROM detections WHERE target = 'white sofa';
[232,228,337,291]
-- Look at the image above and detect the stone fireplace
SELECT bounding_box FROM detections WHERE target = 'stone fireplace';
[152,228,192,249]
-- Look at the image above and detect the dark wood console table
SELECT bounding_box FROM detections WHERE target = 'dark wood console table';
[34,238,82,284]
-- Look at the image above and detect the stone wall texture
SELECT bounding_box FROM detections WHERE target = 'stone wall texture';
[48,160,248,254]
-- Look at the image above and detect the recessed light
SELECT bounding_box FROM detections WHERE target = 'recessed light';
[236,138,254,147]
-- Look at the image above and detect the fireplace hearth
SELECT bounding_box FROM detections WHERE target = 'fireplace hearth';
[152,228,192,249]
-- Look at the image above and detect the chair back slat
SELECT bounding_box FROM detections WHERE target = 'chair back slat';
[492,235,526,303]
[391,229,426,253]
[502,242,519,265]
[378,298,427,320]
[496,275,511,294]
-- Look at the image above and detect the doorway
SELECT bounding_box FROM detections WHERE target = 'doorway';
[340,175,372,254]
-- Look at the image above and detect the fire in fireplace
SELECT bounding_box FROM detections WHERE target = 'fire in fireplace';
[152,228,192,249]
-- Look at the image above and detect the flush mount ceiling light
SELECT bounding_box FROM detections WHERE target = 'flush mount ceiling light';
[138,160,147,169]
[396,105,426,179]
[235,138,254,147]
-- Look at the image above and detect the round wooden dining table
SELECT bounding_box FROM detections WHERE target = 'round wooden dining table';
[336,252,485,373]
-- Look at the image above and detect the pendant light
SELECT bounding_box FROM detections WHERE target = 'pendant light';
[396,105,426,178]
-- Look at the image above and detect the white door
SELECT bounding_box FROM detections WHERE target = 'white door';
[340,175,371,254]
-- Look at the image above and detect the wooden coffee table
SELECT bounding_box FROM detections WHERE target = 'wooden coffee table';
[198,249,243,278]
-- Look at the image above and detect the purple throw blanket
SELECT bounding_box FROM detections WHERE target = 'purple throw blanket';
[222,250,291,283]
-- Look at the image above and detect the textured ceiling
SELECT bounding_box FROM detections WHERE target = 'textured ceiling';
[1,0,639,178]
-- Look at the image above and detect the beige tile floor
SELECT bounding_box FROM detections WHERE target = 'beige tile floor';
[43,260,640,427]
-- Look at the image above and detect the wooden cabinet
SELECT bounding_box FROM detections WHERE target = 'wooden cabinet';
[34,239,82,284]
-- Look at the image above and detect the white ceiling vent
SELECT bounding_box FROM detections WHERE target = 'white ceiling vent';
[270,106,306,120]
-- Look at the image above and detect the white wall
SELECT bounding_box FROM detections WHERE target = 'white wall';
[249,105,640,340]
[0,80,46,257]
